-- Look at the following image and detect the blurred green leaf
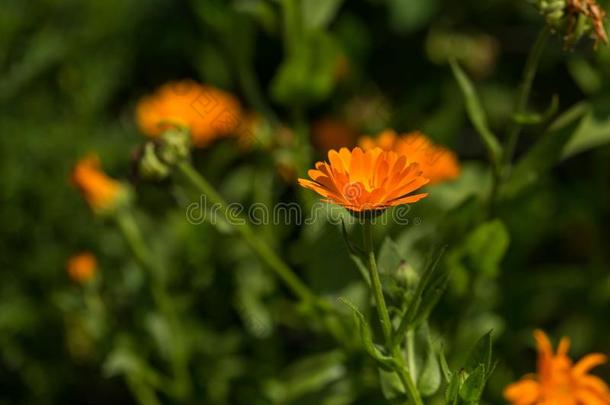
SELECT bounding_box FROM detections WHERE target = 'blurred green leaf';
[418,342,441,397]
[562,99,610,159]
[387,0,438,33]
[512,94,559,125]
[270,31,340,106]
[567,58,602,95]
[103,346,165,390]
[450,60,502,165]
[464,220,509,277]
[379,368,406,401]
[265,350,346,403]
[501,102,588,198]
[302,0,344,30]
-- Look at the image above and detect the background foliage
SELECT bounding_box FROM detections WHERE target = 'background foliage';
[2,0,610,404]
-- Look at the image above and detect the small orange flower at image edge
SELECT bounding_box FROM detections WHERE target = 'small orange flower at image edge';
[71,155,123,213]
[67,252,97,284]
[359,129,460,185]
[136,80,242,147]
[504,330,610,405]
[298,147,429,213]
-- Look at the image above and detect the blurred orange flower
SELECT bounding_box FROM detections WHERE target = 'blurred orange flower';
[311,117,357,152]
[359,130,460,185]
[298,147,429,213]
[136,80,242,147]
[72,155,123,213]
[67,252,97,284]
[504,330,610,405]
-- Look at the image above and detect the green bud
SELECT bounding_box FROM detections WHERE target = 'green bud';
[139,142,171,181]
[157,127,191,165]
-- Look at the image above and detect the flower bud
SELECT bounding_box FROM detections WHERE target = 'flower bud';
[67,252,97,284]
[71,155,131,216]
[138,142,171,181]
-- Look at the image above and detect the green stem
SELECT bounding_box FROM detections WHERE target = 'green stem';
[115,210,191,399]
[395,364,423,405]
[406,330,417,381]
[362,219,423,405]
[503,26,550,167]
[176,161,317,306]
[362,219,392,346]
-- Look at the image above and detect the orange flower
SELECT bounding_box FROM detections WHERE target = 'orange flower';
[136,80,242,147]
[72,155,123,213]
[298,147,429,213]
[504,330,610,405]
[67,252,97,284]
[359,130,460,185]
[311,117,357,152]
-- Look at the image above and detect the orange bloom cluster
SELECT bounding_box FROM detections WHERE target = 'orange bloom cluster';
[136,80,242,147]
[67,252,97,284]
[298,147,429,213]
[359,130,460,185]
[71,155,123,212]
[504,330,610,405]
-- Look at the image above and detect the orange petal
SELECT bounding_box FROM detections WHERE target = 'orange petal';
[503,378,541,405]
[573,354,608,376]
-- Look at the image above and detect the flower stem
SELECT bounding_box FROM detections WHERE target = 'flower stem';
[361,219,423,405]
[503,26,550,167]
[176,161,318,307]
[361,219,392,346]
[115,209,191,399]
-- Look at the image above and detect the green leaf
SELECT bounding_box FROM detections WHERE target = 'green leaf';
[562,99,610,159]
[378,237,404,275]
[501,102,588,198]
[464,331,493,375]
[395,247,447,338]
[463,220,509,277]
[450,59,502,165]
[340,220,370,286]
[387,0,439,33]
[445,369,463,404]
[103,346,165,389]
[418,344,441,397]
[459,364,486,402]
[439,346,452,383]
[512,94,559,125]
[379,368,406,400]
[302,0,344,30]
[270,31,340,106]
[338,297,395,370]
[264,350,346,403]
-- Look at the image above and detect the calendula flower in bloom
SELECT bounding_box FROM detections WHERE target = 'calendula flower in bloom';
[504,330,610,405]
[67,252,97,284]
[72,155,124,213]
[359,130,460,185]
[298,147,429,213]
[136,80,242,147]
